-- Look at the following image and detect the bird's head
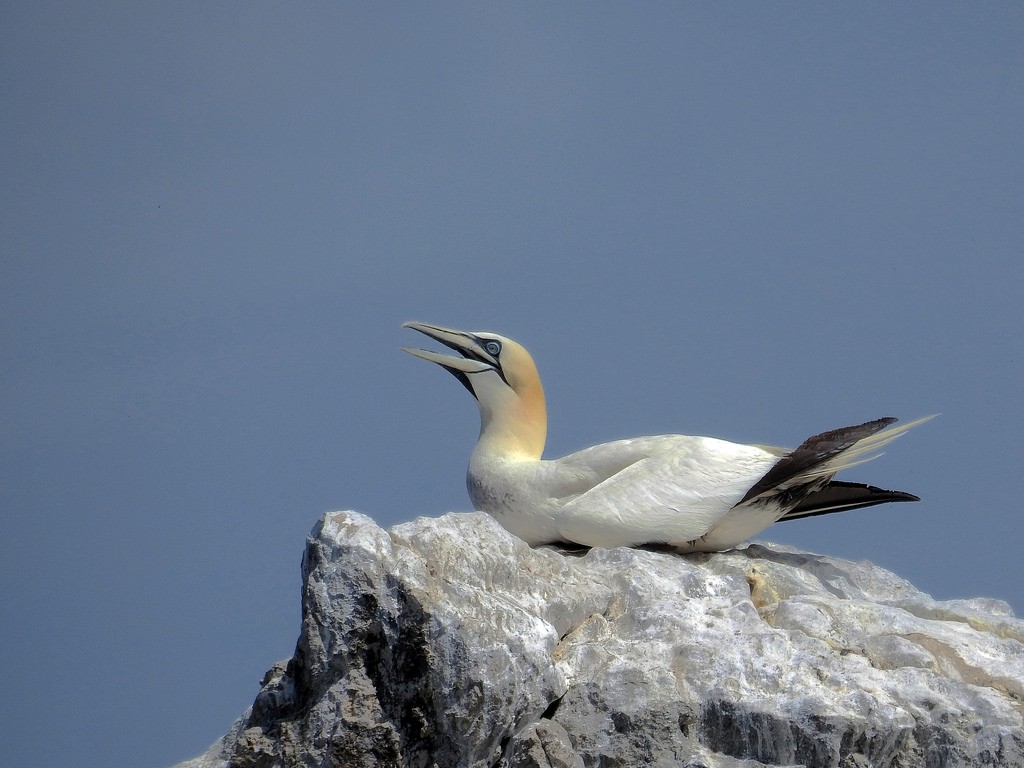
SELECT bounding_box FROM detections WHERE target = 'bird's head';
[402,321,546,459]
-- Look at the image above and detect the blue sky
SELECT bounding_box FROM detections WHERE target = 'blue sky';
[2,4,1022,766]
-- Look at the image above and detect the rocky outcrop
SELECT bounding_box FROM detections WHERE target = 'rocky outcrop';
[178,511,1024,767]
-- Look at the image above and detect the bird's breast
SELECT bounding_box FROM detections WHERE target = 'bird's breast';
[466,470,517,514]
[466,454,563,545]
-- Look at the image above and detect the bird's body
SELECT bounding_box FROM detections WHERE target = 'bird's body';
[403,322,931,553]
[468,433,781,550]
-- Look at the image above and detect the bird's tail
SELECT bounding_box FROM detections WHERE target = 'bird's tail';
[738,415,935,506]
[801,414,936,479]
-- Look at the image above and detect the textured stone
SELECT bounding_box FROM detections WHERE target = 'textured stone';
[176,511,1024,768]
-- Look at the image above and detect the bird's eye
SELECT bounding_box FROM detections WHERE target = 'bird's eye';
[484,340,502,357]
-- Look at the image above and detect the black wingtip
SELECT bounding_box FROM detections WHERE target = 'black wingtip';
[777,481,921,522]
[891,490,921,503]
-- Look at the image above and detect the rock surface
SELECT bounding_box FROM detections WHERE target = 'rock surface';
[178,511,1024,768]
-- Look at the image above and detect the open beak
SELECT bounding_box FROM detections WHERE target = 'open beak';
[401,321,499,374]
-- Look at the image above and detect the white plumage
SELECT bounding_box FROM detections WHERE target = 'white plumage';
[403,322,932,553]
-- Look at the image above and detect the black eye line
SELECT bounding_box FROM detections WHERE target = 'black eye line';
[468,335,500,361]
[467,336,511,387]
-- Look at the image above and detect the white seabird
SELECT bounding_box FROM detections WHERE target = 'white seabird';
[402,321,933,553]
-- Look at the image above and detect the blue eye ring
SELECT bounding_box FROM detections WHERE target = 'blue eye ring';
[484,340,502,357]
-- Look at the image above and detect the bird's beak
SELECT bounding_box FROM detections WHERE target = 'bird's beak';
[401,321,498,374]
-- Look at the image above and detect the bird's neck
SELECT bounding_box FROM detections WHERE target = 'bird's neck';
[476,386,547,461]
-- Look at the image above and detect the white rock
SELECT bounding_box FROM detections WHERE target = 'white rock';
[177,511,1024,767]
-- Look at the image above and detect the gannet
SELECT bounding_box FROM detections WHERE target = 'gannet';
[402,321,932,553]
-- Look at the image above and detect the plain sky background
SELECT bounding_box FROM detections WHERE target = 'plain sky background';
[2,4,1022,766]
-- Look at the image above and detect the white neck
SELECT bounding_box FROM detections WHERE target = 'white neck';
[471,372,547,460]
